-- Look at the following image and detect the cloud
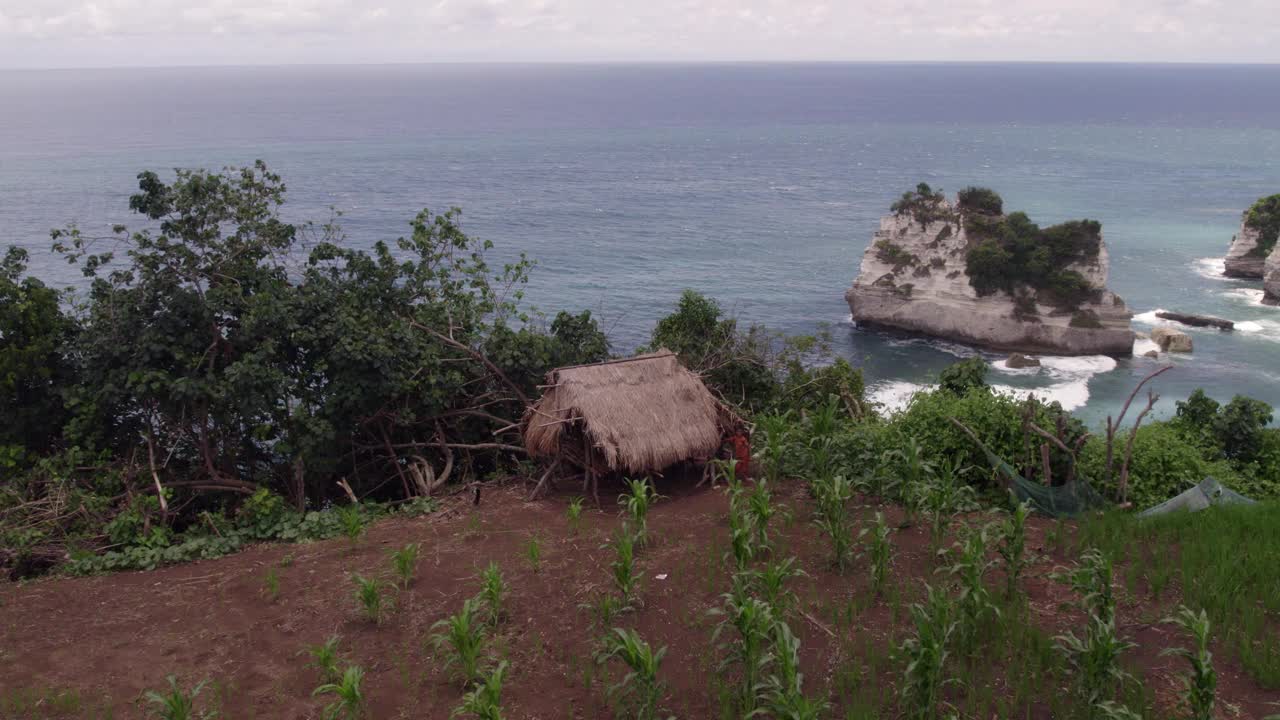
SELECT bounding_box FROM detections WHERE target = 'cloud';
[0,0,1275,66]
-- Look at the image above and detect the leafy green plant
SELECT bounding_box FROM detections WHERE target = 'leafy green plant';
[746,478,775,555]
[758,620,830,720]
[352,574,388,624]
[389,542,420,590]
[312,665,366,720]
[938,522,1000,652]
[477,562,508,627]
[453,660,508,720]
[861,511,893,594]
[430,597,488,686]
[305,635,344,684]
[524,535,542,572]
[566,497,584,533]
[710,592,775,716]
[1053,548,1115,624]
[752,556,805,618]
[610,523,641,607]
[919,457,976,553]
[337,505,366,547]
[143,676,214,720]
[726,495,760,572]
[620,478,660,545]
[1054,614,1136,714]
[898,585,958,720]
[757,411,793,484]
[1161,607,1216,720]
[261,567,281,603]
[596,628,670,720]
[810,473,855,571]
[998,500,1032,598]
[581,592,626,628]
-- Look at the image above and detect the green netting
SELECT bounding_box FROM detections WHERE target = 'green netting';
[960,421,1109,518]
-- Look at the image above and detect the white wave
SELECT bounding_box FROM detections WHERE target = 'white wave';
[992,379,1091,412]
[991,359,1040,376]
[868,380,929,415]
[1133,337,1161,356]
[1192,257,1228,281]
[1223,288,1266,307]
[1235,318,1280,342]
[1039,355,1117,376]
[1132,308,1166,326]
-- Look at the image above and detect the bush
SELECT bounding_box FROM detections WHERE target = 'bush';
[890,183,953,227]
[1243,193,1280,258]
[1078,425,1217,510]
[874,240,919,269]
[937,357,988,396]
[957,187,1003,216]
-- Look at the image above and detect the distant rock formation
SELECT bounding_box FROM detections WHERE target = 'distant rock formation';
[1151,326,1194,353]
[845,185,1134,356]
[1265,244,1280,307]
[1155,311,1233,331]
[1006,353,1041,369]
[1225,194,1280,279]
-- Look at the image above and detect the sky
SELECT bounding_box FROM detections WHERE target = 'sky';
[0,0,1277,68]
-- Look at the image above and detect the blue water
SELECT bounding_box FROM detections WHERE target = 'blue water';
[3,63,1280,426]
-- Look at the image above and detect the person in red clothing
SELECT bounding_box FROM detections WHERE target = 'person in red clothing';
[729,431,751,478]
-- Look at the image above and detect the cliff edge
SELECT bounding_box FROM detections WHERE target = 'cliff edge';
[845,185,1134,356]
[1224,195,1280,279]
[1265,243,1280,306]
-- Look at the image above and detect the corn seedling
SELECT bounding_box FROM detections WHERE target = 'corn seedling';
[389,543,420,590]
[305,635,344,684]
[1161,606,1216,720]
[806,395,841,440]
[610,523,640,607]
[524,535,542,572]
[352,574,387,624]
[710,592,775,716]
[337,505,365,546]
[758,620,830,720]
[860,511,893,594]
[261,567,281,603]
[580,592,627,628]
[452,660,508,720]
[939,523,1000,652]
[746,479,775,554]
[312,665,366,720]
[1054,614,1136,713]
[752,556,805,618]
[810,473,855,571]
[567,497,584,533]
[1053,547,1115,624]
[143,676,214,720]
[726,499,760,572]
[620,478,660,546]
[890,437,936,526]
[1095,701,1144,720]
[757,411,793,484]
[477,562,508,627]
[998,499,1032,598]
[430,597,489,686]
[920,458,976,554]
[595,628,669,720]
[898,585,958,720]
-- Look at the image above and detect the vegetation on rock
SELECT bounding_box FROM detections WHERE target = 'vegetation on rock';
[1243,193,1280,258]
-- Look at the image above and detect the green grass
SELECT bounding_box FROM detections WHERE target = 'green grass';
[1077,502,1280,687]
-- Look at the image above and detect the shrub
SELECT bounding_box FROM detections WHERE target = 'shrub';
[956,187,1003,216]
[937,357,987,395]
[891,183,953,226]
[874,239,920,269]
[1244,193,1280,258]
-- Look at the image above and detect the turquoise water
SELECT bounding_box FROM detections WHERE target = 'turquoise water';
[2,64,1279,426]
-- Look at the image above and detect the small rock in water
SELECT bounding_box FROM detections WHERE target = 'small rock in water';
[1151,326,1194,353]
[1005,353,1041,369]
[1143,350,1160,359]
[1155,311,1233,331]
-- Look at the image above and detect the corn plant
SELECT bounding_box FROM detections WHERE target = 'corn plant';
[710,592,775,716]
[596,628,669,720]
[389,542,420,590]
[305,635,344,684]
[898,586,958,720]
[939,523,1000,652]
[1095,702,1144,720]
[726,499,759,572]
[477,562,508,627]
[997,499,1032,598]
[806,395,842,441]
[337,505,365,546]
[312,665,366,720]
[143,676,214,720]
[889,437,936,526]
[752,556,805,618]
[1053,547,1115,624]
[713,456,742,490]
[860,511,893,594]
[746,478,775,555]
[621,478,661,546]
[352,574,387,624]
[262,567,281,603]
[524,535,542,572]
[1161,606,1216,720]
[756,411,793,484]
[610,523,641,607]
[758,620,830,720]
[580,592,626,628]
[920,458,976,554]
[566,497,584,533]
[810,473,855,571]
[1054,614,1136,713]
[452,660,508,720]
[430,597,489,687]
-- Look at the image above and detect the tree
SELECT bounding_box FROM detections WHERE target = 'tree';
[938,358,988,396]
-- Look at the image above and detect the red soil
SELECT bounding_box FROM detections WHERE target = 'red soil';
[2,480,1276,719]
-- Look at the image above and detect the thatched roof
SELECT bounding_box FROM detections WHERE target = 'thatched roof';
[523,350,737,475]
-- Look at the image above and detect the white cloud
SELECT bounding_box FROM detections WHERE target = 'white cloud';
[0,0,1276,66]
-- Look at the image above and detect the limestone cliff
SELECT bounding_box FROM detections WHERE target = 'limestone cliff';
[845,193,1134,356]
[1224,221,1267,279]
[1265,244,1280,306]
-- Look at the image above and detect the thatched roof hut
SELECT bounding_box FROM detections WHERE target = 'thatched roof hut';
[523,350,742,479]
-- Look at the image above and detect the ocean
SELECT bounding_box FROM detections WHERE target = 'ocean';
[3,63,1280,426]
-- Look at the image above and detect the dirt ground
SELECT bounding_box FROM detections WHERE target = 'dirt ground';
[2,478,1277,719]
